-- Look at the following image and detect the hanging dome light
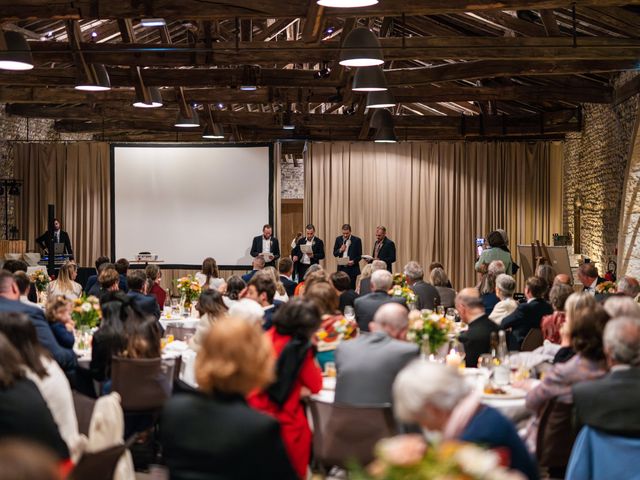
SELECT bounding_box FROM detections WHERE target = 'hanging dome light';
[339,27,384,67]
[132,87,163,108]
[318,0,378,6]
[372,109,397,143]
[75,64,111,91]
[202,122,225,139]
[0,31,34,71]
[174,106,200,127]
[353,65,387,92]
[366,89,396,109]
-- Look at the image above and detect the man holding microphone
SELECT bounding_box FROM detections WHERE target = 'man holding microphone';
[333,224,362,290]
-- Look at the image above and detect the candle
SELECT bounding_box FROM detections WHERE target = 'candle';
[446,349,462,368]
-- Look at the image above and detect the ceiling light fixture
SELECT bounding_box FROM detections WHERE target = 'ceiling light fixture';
[339,27,384,67]
[202,122,225,139]
[317,0,379,7]
[75,64,111,91]
[140,18,167,27]
[372,109,397,143]
[0,31,34,71]
[239,65,259,91]
[174,106,200,128]
[366,89,396,109]
[132,87,163,108]
[282,112,295,130]
[352,65,387,92]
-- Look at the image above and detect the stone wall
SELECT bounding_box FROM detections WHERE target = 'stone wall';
[280,157,304,199]
[563,73,640,275]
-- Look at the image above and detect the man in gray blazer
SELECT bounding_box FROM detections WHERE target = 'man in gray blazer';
[335,302,419,405]
[404,261,440,310]
[354,270,406,332]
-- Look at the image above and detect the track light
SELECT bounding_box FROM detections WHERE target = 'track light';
[318,0,379,6]
[339,27,384,67]
[314,66,332,79]
[174,106,200,127]
[202,123,225,139]
[366,90,396,109]
[372,109,397,143]
[75,64,111,91]
[132,87,163,108]
[0,31,34,71]
[353,65,387,92]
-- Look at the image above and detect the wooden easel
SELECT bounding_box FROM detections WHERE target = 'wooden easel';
[530,240,551,271]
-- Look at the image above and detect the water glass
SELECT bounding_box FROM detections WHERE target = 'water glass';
[436,305,445,316]
[344,306,355,321]
[324,362,337,377]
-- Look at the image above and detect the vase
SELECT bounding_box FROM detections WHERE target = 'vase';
[180,295,192,316]
[36,289,47,305]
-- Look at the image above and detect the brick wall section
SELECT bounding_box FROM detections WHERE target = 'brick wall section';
[563,72,640,274]
[281,159,304,199]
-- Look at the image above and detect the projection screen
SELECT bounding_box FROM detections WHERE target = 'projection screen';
[112,144,273,267]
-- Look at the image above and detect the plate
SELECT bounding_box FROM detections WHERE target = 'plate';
[481,386,526,400]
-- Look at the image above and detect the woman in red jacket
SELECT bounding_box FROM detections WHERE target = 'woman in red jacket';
[248,298,323,479]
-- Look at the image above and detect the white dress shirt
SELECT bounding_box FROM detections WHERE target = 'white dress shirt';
[585,277,598,295]
[342,237,351,258]
[262,237,271,254]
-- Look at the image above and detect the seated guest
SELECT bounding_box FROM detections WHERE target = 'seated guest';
[46,262,82,300]
[0,271,76,375]
[573,316,640,436]
[191,289,229,349]
[552,293,597,364]
[195,257,225,291]
[501,276,553,350]
[95,267,120,299]
[577,262,605,295]
[0,332,69,461]
[145,264,166,310]
[616,276,640,299]
[541,283,574,343]
[3,260,37,303]
[358,260,386,296]
[478,260,505,316]
[248,299,323,479]
[126,270,161,320]
[86,262,114,297]
[293,264,322,297]
[475,230,513,275]
[394,361,538,480]
[330,271,358,313]
[604,295,640,319]
[90,292,130,385]
[84,255,110,294]
[404,261,440,310]
[244,272,278,330]
[114,258,129,292]
[553,273,573,287]
[278,258,298,297]
[354,270,406,332]
[263,266,289,303]
[0,313,83,460]
[458,288,499,368]
[430,267,456,308]
[535,264,556,301]
[0,440,61,480]
[429,262,453,289]
[124,316,162,360]
[335,303,418,405]
[489,274,518,325]
[228,298,265,326]
[44,296,75,350]
[242,256,265,284]
[14,272,39,308]
[222,275,245,308]
[161,318,297,480]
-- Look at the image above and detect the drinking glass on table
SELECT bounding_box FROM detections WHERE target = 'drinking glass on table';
[170,297,179,314]
[436,305,445,316]
[477,354,493,379]
[324,362,337,377]
[445,308,456,323]
[344,306,355,322]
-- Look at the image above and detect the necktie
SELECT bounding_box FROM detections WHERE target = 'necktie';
[374,241,382,258]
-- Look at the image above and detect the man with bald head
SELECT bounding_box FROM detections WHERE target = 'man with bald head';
[354,269,406,332]
[457,287,499,368]
[553,273,573,287]
[334,303,418,405]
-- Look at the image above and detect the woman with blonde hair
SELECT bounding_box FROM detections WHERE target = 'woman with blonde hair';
[161,318,297,479]
[262,266,289,302]
[46,262,82,300]
[356,263,373,294]
[195,257,225,291]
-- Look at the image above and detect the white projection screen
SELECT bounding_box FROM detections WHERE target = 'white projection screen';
[112,144,273,267]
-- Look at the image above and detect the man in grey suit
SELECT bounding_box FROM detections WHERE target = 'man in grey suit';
[573,316,640,436]
[359,259,387,295]
[354,270,406,332]
[404,261,440,310]
[335,303,419,405]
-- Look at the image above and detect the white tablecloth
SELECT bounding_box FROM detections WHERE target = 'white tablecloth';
[160,317,199,330]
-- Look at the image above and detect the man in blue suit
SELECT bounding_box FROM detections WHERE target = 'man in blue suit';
[84,255,110,293]
[333,224,362,290]
[126,270,161,320]
[0,270,77,375]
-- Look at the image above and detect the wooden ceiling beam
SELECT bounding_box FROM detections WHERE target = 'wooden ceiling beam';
[539,10,562,36]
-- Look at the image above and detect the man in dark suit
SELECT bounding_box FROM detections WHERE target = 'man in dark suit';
[250,224,280,268]
[126,270,161,320]
[370,226,396,272]
[84,255,110,293]
[332,224,362,290]
[0,270,77,375]
[36,218,73,255]
[501,276,553,350]
[242,256,265,284]
[354,270,406,332]
[359,259,387,295]
[456,287,499,369]
[577,262,606,295]
[291,224,325,281]
[573,316,640,436]
[404,261,440,310]
[335,302,418,405]
[277,257,297,297]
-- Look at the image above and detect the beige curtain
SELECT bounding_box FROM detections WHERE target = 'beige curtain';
[14,142,111,267]
[305,141,563,289]
[273,142,282,241]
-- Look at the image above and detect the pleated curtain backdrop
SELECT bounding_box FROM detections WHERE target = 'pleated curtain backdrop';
[305,141,563,289]
[14,142,111,267]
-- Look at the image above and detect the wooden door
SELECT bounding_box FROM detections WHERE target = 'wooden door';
[280,199,304,257]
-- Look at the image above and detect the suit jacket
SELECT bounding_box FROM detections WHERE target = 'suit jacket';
[335,331,419,405]
[250,235,281,266]
[84,273,98,294]
[500,298,553,349]
[292,237,325,266]
[459,315,499,369]
[339,290,358,313]
[161,391,298,480]
[279,275,297,297]
[354,291,406,332]
[36,229,73,255]
[242,270,259,284]
[359,276,372,295]
[333,235,362,278]
[436,286,457,309]
[573,368,640,436]
[372,237,396,272]
[410,280,441,310]
[127,290,161,320]
[0,297,77,374]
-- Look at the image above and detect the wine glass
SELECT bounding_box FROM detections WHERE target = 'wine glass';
[344,306,355,322]
[445,308,456,323]
[477,354,493,379]
[435,305,445,316]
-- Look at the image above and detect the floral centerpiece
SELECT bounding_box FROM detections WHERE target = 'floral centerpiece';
[351,435,524,480]
[175,275,202,310]
[595,281,616,294]
[29,269,51,292]
[71,294,101,329]
[407,309,454,356]
[389,273,417,306]
[315,315,358,352]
